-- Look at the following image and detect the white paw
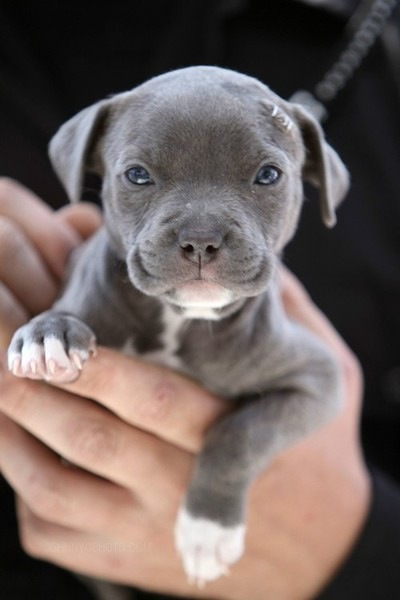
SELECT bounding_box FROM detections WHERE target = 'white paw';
[175,507,246,587]
[8,337,94,383]
[8,314,96,383]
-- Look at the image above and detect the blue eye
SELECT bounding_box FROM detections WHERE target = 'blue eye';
[255,165,281,185]
[125,165,153,185]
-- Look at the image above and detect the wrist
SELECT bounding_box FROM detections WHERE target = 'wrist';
[217,450,372,600]
[307,459,372,599]
[264,455,371,600]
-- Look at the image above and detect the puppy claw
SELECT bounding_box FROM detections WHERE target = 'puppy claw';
[29,360,37,375]
[89,343,97,357]
[48,358,57,376]
[11,357,21,377]
[70,352,83,370]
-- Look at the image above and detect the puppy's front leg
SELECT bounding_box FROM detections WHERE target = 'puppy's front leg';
[7,229,119,383]
[175,358,341,585]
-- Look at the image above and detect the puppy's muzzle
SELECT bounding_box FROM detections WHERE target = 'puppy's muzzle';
[178,228,223,265]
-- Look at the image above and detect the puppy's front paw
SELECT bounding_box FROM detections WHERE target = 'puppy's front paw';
[175,506,245,587]
[8,312,96,383]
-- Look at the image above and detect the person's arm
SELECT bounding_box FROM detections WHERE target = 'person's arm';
[0,179,370,599]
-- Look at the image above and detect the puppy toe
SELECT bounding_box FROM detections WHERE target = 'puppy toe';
[8,341,45,379]
[21,342,46,379]
[43,337,81,382]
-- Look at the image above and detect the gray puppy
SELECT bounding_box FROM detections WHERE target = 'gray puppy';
[8,66,349,585]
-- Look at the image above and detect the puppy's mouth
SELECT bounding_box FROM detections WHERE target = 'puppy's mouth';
[165,280,234,309]
[128,244,274,305]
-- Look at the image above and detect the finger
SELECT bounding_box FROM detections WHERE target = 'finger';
[0,367,192,494]
[0,178,80,279]
[0,413,144,537]
[53,347,228,452]
[280,267,343,349]
[0,216,59,314]
[55,202,103,240]
[280,267,361,374]
[16,500,164,589]
[16,497,243,596]
[280,266,363,424]
[0,282,29,348]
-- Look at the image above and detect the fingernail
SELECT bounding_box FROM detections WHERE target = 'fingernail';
[71,353,83,370]
[48,359,57,375]
[10,356,21,376]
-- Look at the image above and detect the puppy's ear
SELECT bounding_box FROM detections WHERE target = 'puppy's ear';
[49,99,110,202]
[291,105,350,227]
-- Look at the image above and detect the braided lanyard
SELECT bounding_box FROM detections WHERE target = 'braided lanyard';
[290,0,399,120]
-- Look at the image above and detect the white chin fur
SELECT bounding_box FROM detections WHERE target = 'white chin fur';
[173,281,233,309]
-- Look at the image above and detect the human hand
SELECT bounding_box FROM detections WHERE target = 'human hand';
[0,258,371,599]
[0,177,102,347]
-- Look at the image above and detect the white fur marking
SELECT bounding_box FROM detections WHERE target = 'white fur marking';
[173,281,233,313]
[119,337,137,357]
[270,103,294,132]
[181,306,220,320]
[143,303,186,369]
[175,507,246,586]
[20,342,44,375]
[43,337,70,367]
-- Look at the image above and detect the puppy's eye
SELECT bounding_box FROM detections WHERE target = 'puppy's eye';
[254,165,281,185]
[125,165,153,185]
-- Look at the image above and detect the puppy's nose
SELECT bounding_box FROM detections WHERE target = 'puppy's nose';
[178,228,223,264]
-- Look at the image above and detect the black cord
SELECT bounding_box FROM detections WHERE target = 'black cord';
[290,0,399,120]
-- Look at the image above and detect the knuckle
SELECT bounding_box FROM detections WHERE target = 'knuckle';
[77,365,113,400]
[18,507,48,558]
[26,472,68,521]
[20,530,49,561]
[0,177,21,205]
[0,376,36,420]
[100,548,126,571]
[0,216,26,264]
[0,284,28,331]
[66,415,119,465]
[138,376,176,424]
[19,527,42,558]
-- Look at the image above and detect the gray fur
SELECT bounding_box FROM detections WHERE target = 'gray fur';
[8,66,349,583]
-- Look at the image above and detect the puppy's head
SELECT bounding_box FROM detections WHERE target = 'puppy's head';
[49,67,349,313]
